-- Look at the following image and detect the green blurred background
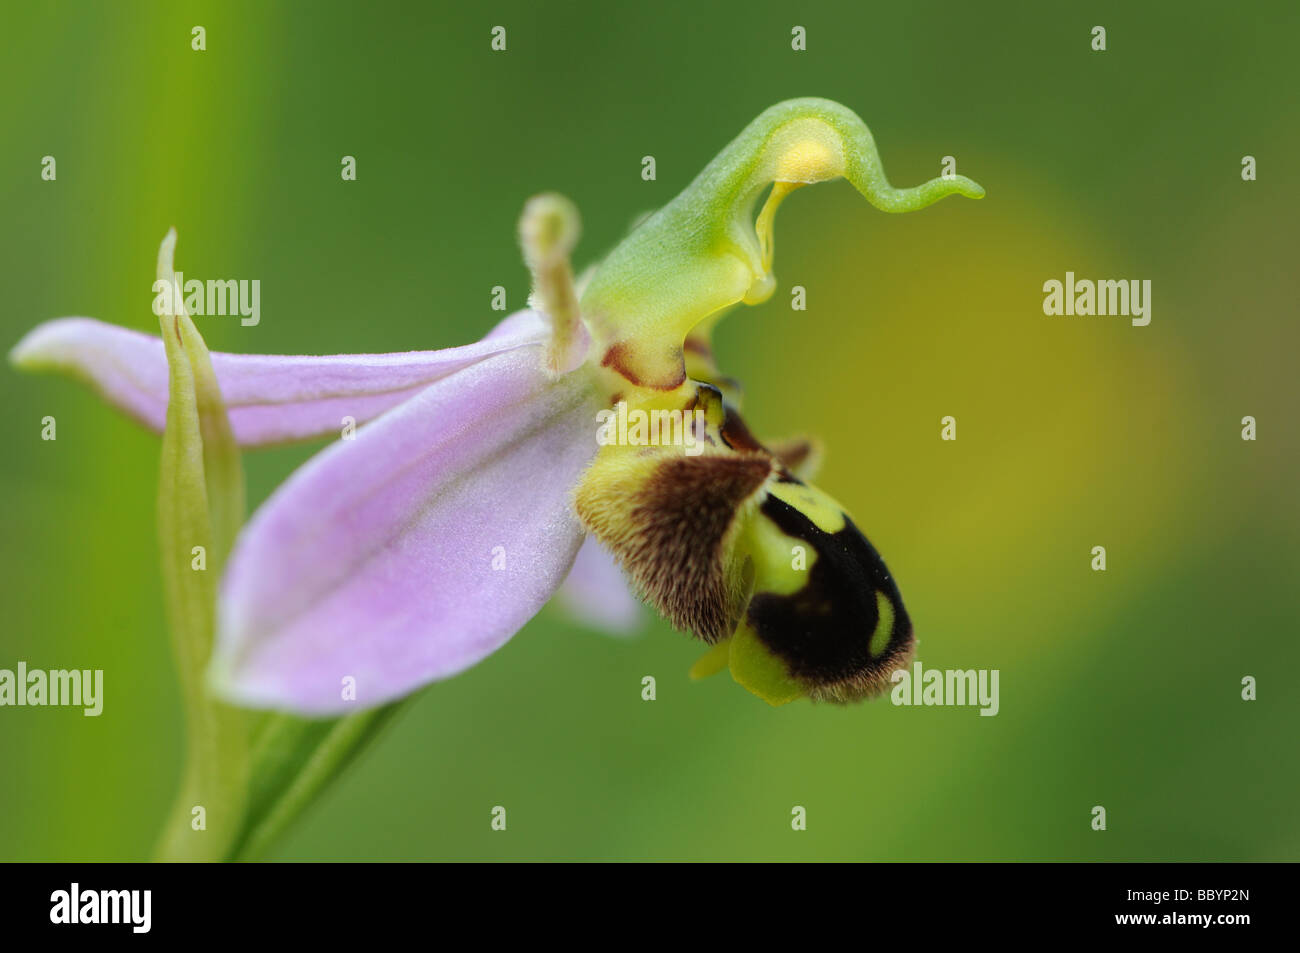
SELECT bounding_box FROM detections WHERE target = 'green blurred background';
[2,1,1297,861]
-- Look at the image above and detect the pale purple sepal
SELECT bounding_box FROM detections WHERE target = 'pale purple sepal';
[212,341,602,713]
[10,313,551,447]
[554,536,644,637]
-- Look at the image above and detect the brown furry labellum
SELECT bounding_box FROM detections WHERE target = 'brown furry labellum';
[574,447,772,643]
[574,388,912,705]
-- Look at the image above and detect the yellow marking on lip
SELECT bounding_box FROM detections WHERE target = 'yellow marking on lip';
[739,508,815,599]
[728,622,805,706]
[868,591,894,657]
[766,481,846,535]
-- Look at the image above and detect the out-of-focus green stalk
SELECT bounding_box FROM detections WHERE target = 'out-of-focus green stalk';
[225,702,407,861]
[152,229,250,861]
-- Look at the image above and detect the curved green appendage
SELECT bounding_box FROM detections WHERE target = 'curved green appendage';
[579,97,984,390]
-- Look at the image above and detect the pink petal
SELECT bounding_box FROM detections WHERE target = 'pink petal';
[10,313,551,447]
[554,536,644,636]
[211,342,603,713]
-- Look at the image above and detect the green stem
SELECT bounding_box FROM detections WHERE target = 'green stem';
[227,702,409,861]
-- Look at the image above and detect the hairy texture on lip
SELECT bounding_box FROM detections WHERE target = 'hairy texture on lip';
[574,448,773,643]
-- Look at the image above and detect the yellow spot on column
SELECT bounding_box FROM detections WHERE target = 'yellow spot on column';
[775,138,841,183]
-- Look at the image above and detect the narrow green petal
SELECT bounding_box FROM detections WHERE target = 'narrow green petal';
[152,230,250,861]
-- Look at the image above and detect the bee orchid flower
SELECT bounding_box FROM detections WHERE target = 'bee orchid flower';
[12,98,983,713]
